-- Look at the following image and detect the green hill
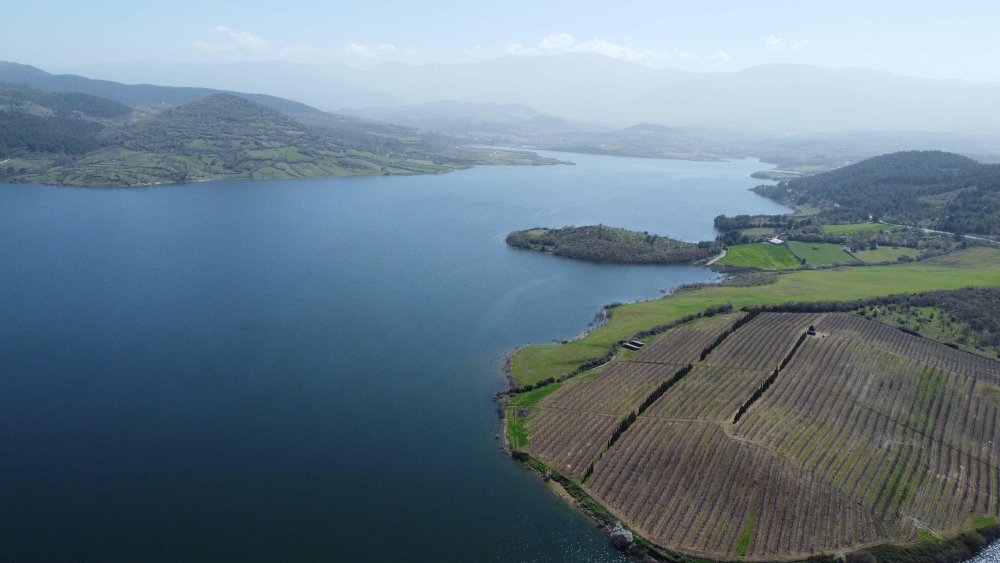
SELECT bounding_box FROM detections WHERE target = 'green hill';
[753,151,1000,235]
[23,94,451,186]
[0,85,562,187]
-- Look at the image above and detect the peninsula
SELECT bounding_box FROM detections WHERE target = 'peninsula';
[506,225,722,265]
[501,152,1000,562]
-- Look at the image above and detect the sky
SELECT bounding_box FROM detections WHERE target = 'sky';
[3,0,1000,82]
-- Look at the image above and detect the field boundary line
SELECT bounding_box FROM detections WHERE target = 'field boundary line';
[733,330,809,423]
[580,312,761,481]
[580,363,694,482]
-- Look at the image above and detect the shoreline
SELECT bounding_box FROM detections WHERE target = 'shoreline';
[499,312,1000,562]
[10,146,570,189]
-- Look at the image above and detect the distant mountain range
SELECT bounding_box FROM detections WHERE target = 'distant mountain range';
[7,57,1000,185]
[341,100,600,136]
[71,55,1000,134]
[0,61,321,115]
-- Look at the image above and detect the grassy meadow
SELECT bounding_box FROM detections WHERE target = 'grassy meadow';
[717,243,801,270]
[786,241,858,265]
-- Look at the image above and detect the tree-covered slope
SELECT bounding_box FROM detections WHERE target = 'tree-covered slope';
[753,151,1000,235]
[0,83,132,119]
[0,84,132,159]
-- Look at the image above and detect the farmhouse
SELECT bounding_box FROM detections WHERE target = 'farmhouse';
[767,236,784,245]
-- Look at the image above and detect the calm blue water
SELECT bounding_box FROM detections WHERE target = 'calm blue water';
[0,152,791,562]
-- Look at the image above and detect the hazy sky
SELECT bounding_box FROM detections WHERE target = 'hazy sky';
[3,0,1000,81]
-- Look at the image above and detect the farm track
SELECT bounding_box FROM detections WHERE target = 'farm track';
[514,311,1000,560]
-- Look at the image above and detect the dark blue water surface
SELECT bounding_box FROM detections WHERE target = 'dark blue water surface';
[0,153,790,562]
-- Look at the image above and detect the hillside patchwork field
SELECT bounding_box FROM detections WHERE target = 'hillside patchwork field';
[513,310,1000,560]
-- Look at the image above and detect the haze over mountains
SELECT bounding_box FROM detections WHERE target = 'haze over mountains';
[6,55,1000,184]
[73,54,1000,134]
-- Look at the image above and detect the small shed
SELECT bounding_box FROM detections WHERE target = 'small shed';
[768,237,785,245]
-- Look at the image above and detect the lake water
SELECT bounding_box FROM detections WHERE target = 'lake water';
[1,152,794,561]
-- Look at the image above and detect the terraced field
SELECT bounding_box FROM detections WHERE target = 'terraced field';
[522,313,744,481]
[511,310,1000,561]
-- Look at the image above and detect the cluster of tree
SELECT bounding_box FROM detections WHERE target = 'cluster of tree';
[796,229,964,256]
[506,225,721,265]
[713,207,970,258]
[910,288,1000,344]
[713,213,815,233]
[0,83,132,119]
[0,84,136,159]
[870,288,1000,354]
[752,151,1000,235]
[745,287,1000,357]
[0,111,105,157]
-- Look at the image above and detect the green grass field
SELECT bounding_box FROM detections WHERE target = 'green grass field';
[740,227,776,237]
[853,247,918,263]
[822,222,900,234]
[510,248,1000,386]
[786,241,858,265]
[718,243,801,270]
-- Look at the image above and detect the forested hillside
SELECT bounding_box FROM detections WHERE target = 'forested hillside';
[0,84,131,159]
[753,151,1000,235]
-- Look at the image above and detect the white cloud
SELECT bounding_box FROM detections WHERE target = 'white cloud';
[708,49,732,64]
[505,33,690,66]
[343,42,416,60]
[765,36,809,52]
[198,26,272,56]
[191,26,413,65]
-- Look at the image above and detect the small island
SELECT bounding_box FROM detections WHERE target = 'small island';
[506,225,722,265]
